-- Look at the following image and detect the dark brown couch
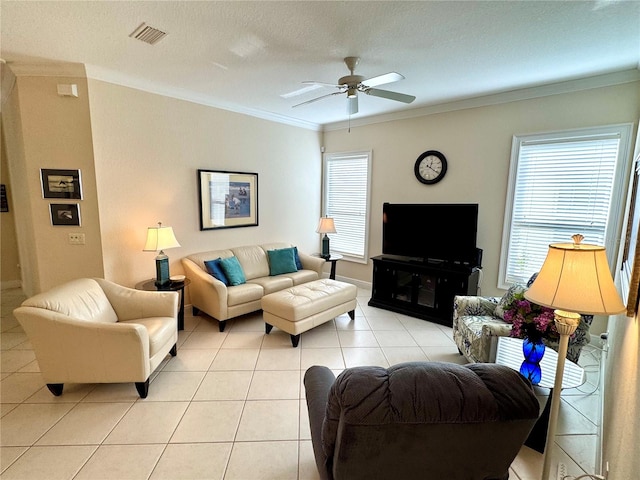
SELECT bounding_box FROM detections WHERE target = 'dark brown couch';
[304,361,539,480]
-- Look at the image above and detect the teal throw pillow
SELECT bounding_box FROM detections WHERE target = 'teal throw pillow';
[204,258,229,286]
[293,246,303,270]
[268,248,298,276]
[219,256,246,286]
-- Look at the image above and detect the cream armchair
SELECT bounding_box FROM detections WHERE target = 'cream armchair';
[13,278,179,398]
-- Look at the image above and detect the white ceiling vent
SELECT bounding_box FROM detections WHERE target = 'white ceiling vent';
[129,23,167,45]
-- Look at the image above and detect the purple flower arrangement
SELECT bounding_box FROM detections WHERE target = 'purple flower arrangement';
[503,292,559,342]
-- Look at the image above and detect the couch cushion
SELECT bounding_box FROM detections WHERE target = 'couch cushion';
[204,258,229,285]
[267,248,298,275]
[21,278,118,323]
[220,256,246,286]
[494,283,527,319]
[231,245,270,280]
[281,269,319,286]
[227,283,264,307]
[247,276,294,295]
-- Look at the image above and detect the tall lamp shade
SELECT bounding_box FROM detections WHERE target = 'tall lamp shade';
[316,217,336,259]
[143,222,180,286]
[524,234,625,480]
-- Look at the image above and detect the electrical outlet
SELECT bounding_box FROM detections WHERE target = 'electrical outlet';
[68,233,85,245]
[556,462,567,480]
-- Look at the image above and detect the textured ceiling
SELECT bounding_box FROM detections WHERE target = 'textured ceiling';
[1,1,639,129]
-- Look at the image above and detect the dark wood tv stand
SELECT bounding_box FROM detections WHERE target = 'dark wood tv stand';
[368,255,480,327]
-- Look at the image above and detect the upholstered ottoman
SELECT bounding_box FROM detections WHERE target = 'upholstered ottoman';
[261,279,357,347]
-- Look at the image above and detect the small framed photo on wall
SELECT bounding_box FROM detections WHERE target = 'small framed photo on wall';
[41,169,83,199]
[50,203,81,226]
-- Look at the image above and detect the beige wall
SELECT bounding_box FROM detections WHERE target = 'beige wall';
[323,82,640,299]
[86,79,323,290]
[0,120,21,287]
[2,73,104,296]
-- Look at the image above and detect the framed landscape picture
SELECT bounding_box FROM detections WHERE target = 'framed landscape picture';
[621,157,640,317]
[50,203,81,226]
[41,169,82,199]
[198,169,258,230]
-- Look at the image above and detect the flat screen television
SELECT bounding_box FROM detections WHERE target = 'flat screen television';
[382,203,479,265]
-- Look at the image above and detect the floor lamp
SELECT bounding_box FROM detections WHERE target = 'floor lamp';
[524,234,625,480]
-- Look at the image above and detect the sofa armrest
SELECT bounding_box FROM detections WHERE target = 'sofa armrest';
[182,257,229,319]
[299,252,325,276]
[304,365,336,480]
[96,278,178,321]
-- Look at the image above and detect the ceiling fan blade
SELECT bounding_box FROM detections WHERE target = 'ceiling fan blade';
[302,80,344,89]
[365,88,416,104]
[292,91,342,108]
[362,72,404,88]
[347,95,358,115]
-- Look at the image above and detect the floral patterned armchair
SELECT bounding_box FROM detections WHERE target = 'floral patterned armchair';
[452,274,593,364]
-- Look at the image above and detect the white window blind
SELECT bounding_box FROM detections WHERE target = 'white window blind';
[323,151,371,261]
[501,126,631,287]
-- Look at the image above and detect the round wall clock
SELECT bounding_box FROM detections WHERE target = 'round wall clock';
[414,150,447,185]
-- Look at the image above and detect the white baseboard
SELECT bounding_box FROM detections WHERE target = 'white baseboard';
[332,274,371,291]
[1,280,22,290]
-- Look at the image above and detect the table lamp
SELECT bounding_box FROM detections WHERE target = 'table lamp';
[524,234,625,480]
[316,217,336,259]
[143,222,181,286]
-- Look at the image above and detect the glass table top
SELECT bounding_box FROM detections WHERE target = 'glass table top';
[495,336,586,389]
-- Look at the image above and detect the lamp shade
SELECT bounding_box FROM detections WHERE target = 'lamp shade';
[316,217,337,234]
[143,222,180,252]
[524,237,625,316]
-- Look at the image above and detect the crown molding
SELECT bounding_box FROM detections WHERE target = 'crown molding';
[7,62,637,133]
[323,69,640,132]
[83,64,322,132]
[8,62,86,77]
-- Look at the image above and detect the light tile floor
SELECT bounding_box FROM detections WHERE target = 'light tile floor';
[1,285,600,479]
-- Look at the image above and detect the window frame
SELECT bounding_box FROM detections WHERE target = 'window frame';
[321,150,373,264]
[498,123,633,289]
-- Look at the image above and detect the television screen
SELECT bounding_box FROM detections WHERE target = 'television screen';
[382,203,479,265]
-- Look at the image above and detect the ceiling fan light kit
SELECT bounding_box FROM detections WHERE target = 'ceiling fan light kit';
[293,57,416,115]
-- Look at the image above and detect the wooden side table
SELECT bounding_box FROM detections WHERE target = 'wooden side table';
[313,253,343,280]
[135,278,190,331]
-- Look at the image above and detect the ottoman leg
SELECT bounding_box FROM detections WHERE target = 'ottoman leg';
[290,334,300,348]
[348,309,355,320]
[265,323,274,334]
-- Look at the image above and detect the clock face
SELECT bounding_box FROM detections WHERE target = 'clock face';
[415,150,447,184]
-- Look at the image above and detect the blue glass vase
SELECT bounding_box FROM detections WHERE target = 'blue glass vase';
[520,337,545,385]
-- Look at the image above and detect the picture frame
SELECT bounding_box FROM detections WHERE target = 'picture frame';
[198,169,258,230]
[1,184,8,212]
[621,156,640,317]
[50,203,81,226]
[41,169,82,199]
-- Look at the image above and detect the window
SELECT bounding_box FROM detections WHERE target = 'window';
[322,151,372,263]
[499,124,632,288]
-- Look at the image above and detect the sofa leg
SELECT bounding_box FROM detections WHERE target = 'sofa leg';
[290,334,300,348]
[192,306,200,316]
[135,379,149,398]
[218,320,226,332]
[46,383,64,396]
[348,309,355,320]
[170,344,177,356]
[265,323,273,334]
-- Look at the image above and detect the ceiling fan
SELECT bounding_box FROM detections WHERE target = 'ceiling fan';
[292,57,416,114]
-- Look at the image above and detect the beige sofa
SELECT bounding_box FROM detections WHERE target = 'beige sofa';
[182,242,325,331]
[13,278,179,398]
